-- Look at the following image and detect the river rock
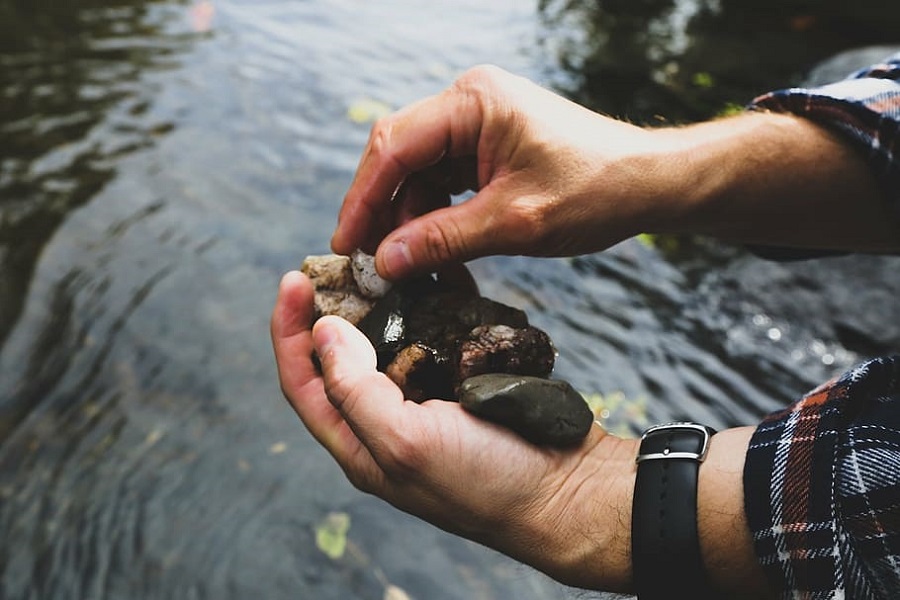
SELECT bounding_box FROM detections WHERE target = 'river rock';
[351,249,392,298]
[310,256,557,401]
[357,287,412,370]
[458,325,555,382]
[377,290,556,401]
[301,254,375,325]
[459,374,594,447]
[303,253,576,445]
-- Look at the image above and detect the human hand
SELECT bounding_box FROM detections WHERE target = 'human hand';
[331,65,676,280]
[270,270,638,591]
[334,64,900,273]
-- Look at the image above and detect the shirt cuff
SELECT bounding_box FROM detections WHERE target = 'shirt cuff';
[744,355,900,597]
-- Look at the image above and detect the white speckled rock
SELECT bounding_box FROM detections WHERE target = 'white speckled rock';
[351,250,392,299]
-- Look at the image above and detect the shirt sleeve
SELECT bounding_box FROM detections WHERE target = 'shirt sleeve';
[744,355,900,598]
[749,52,900,225]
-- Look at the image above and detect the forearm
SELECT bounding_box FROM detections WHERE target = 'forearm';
[646,111,900,252]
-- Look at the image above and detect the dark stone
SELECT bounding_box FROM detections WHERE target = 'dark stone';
[457,325,556,382]
[459,374,595,447]
[385,342,455,402]
[405,292,529,350]
[356,277,440,370]
[357,289,409,370]
[359,282,556,401]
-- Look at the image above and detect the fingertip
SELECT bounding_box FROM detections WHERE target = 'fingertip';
[279,269,304,290]
[312,315,378,372]
[330,228,352,256]
[376,238,414,280]
[271,270,314,340]
[311,314,340,356]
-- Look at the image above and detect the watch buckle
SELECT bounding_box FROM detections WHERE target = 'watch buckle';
[635,422,712,463]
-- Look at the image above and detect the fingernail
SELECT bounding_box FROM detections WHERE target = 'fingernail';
[313,320,339,356]
[381,240,411,278]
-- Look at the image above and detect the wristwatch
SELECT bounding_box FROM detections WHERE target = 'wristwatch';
[631,422,717,599]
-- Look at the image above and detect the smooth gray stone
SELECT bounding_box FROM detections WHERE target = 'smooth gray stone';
[459,374,594,447]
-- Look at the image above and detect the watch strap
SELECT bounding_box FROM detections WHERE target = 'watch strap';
[632,422,716,599]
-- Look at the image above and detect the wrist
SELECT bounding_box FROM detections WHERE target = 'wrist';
[698,426,776,599]
[525,429,638,592]
[512,424,774,597]
[566,424,771,598]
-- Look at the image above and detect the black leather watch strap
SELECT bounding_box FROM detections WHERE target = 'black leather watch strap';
[632,422,717,599]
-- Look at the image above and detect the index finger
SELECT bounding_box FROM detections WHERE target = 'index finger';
[331,86,484,256]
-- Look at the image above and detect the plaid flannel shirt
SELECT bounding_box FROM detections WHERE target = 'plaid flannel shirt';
[744,52,900,599]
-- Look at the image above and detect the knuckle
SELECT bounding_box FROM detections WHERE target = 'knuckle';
[522,199,551,234]
[505,196,550,244]
[344,462,378,494]
[368,114,413,175]
[449,66,504,116]
[453,64,505,93]
[367,116,395,159]
[422,219,465,265]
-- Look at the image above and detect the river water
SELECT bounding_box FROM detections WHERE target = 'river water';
[1,1,898,599]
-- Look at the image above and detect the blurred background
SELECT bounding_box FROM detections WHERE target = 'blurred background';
[1,1,899,598]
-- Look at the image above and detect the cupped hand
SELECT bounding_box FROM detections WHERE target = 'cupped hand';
[332,65,673,280]
[270,270,638,591]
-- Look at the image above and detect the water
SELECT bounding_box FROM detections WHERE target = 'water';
[1,1,898,599]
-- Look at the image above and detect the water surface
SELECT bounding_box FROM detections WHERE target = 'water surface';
[1,2,899,599]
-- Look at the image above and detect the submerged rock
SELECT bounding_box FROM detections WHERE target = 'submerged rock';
[459,374,594,447]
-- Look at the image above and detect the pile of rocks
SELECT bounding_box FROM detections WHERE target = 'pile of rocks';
[302,252,594,447]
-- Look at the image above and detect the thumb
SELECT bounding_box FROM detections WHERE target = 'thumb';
[375,185,525,279]
[312,315,405,445]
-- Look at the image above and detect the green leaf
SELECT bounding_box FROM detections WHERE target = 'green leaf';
[692,72,715,88]
[347,98,392,124]
[716,102,745,118]
[315,512,351,560]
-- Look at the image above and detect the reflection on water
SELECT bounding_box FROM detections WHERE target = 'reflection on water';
[539,0,900,122]
[0,0,189,347]
[0,1,588,599]
[0,0,898,599]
